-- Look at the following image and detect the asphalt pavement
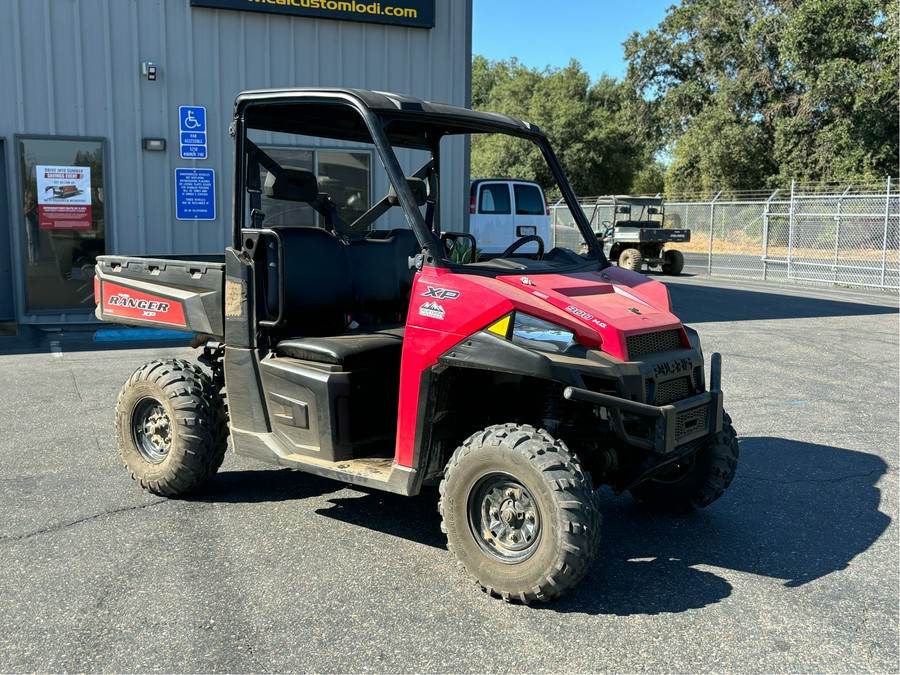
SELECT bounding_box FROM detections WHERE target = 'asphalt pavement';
[0,275,897,673]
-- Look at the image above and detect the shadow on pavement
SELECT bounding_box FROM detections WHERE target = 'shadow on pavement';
[548,437,890,615]
[194,468,447,548]
[203,437,890,616]
[193,468,343,504]
[314,486,446,549]
[664,281,898,323]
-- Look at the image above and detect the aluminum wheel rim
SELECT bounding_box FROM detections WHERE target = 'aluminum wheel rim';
[467,473,542,564]
[132,397,172,464]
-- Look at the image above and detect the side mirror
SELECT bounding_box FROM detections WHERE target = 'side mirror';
[387,177,428,207]
[441,232,478,263]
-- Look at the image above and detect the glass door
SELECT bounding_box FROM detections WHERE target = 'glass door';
[17,137,106,313]
[0,139,13,321]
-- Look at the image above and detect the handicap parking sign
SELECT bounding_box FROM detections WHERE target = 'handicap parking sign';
[179,106,207,160]
[179,106,206,132]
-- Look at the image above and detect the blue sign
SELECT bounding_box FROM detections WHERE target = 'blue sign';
[179,106,208,160]
[175,168,215,220]
[180,144,208,160]
[179,106,206,132]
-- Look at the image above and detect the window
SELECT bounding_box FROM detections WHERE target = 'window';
[251,140,371,229]
[479,184,511,214]
[18,137,106,313]
[318,150,371,225]
[514,184,545,215]
[256,147,316,227]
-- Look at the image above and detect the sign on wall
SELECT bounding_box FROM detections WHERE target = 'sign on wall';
[175,169,216,221]
[190,0,434,29]
[35,165,92,230]
[179,106,208,160]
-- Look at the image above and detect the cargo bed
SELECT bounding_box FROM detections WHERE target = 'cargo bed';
[612,227,691,244]
[94,254,225,337]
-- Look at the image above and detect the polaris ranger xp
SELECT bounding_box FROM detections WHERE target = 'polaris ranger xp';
[95,88,738,604]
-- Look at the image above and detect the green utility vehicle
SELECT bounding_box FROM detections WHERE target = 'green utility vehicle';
[594,196,690,274]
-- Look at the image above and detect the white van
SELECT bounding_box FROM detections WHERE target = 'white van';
[469,179,551,256]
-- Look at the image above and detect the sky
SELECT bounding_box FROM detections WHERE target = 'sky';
[472,0,677,81]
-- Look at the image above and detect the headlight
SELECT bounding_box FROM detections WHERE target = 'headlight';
[511,313,576,353]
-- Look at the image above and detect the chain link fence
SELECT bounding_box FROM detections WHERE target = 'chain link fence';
[551,178,899,291]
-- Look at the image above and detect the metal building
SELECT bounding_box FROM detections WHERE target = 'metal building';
[0,0,472,326]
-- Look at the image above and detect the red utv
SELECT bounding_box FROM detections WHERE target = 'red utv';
[94,89,738,603]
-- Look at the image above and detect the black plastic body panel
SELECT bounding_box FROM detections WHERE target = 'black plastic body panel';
[438,330,703,401]
[223,247,256,349]
[223,346,271,434]
[259,354,399,461]
[230,428,420,495]
[225,344,417,494]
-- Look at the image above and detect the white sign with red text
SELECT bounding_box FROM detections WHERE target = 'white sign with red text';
[36,165,92,230]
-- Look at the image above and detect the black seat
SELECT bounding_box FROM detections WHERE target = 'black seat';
[263,183,422,367]
[346,228,420,323]
[267,226,354,336]
[267,227,411,367]
[276,325,404,369]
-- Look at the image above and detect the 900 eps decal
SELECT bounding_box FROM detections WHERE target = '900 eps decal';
[101,282,186,326]
[565,304,607,329]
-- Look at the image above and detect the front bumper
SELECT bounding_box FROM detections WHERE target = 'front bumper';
[563,353,724,454]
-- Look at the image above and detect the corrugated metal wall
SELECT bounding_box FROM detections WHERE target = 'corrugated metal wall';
[0,0,471,323]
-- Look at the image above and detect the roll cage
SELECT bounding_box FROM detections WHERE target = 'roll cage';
[230,88,609,274]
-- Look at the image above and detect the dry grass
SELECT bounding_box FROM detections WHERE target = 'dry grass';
[670,233,899,263]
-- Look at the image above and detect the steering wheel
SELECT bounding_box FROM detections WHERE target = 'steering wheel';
[601,221,615,239]
[500,235,544,259]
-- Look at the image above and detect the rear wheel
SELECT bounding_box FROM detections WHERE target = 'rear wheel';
[439,424,601,603]
[662,249,685,275]
[618,247,643,271]
[115,359,228,497]
[629,413,738,511]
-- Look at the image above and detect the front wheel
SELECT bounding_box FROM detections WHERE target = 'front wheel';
[629,413,739,511]
[618,247,643,271]
[115,359,228,497]
[439,424,601,603]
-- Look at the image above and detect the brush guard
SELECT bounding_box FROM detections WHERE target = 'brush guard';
[564,353,724,455]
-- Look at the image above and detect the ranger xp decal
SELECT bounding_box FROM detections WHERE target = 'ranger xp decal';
[101,282,186,326]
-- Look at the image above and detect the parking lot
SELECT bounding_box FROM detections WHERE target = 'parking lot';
[0,275,897,673]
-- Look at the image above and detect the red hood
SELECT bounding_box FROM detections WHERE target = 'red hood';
[496,267,685,360]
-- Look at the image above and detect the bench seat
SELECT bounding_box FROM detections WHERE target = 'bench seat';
[276,325,404,369]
